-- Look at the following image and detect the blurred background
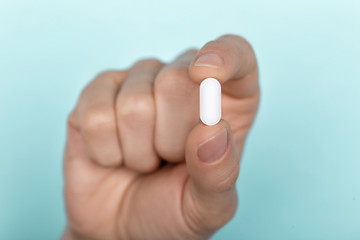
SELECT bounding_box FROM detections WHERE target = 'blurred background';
[1,0,359,239]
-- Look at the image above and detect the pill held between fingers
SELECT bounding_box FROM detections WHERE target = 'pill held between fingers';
[200,78,221,126]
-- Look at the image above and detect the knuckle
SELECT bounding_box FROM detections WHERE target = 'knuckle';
[223,34,255,52]
[118,94,154,124]
[134,58,163,67]
[93,70,127,84]
[95,70,119,80]
[81,107,115,135]
[155,67,193,99]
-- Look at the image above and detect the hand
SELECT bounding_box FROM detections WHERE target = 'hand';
[63,34,259,240]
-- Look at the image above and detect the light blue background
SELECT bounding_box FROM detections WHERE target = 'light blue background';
[1,0,359,239]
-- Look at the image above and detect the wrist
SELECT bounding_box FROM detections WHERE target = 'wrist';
[62,228,81,240]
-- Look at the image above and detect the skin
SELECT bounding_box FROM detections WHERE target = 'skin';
[62,34,260,240]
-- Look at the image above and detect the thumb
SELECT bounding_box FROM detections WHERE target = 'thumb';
[183,120,241,236]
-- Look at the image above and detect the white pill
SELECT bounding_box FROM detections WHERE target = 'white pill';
[200,78,221,126]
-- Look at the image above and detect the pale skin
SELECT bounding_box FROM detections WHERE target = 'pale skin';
[62,34,260,240]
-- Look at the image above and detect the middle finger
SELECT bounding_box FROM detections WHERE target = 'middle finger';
[116,59,164,172]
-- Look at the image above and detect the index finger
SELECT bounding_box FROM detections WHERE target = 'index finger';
[188,34,259,98]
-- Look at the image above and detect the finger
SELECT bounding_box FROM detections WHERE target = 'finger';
[116,59,164,173]
[189,34,259,98]
[74,71,126,167]
[183,120,240,234]
[154,49,199,162]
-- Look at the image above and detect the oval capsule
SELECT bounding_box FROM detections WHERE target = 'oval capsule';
[200,78,221,126]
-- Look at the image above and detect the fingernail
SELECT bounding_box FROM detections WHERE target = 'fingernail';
[194,52,223,68]
[197,128,228,163]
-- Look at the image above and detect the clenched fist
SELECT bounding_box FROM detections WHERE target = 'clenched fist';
[62,34,259,240]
